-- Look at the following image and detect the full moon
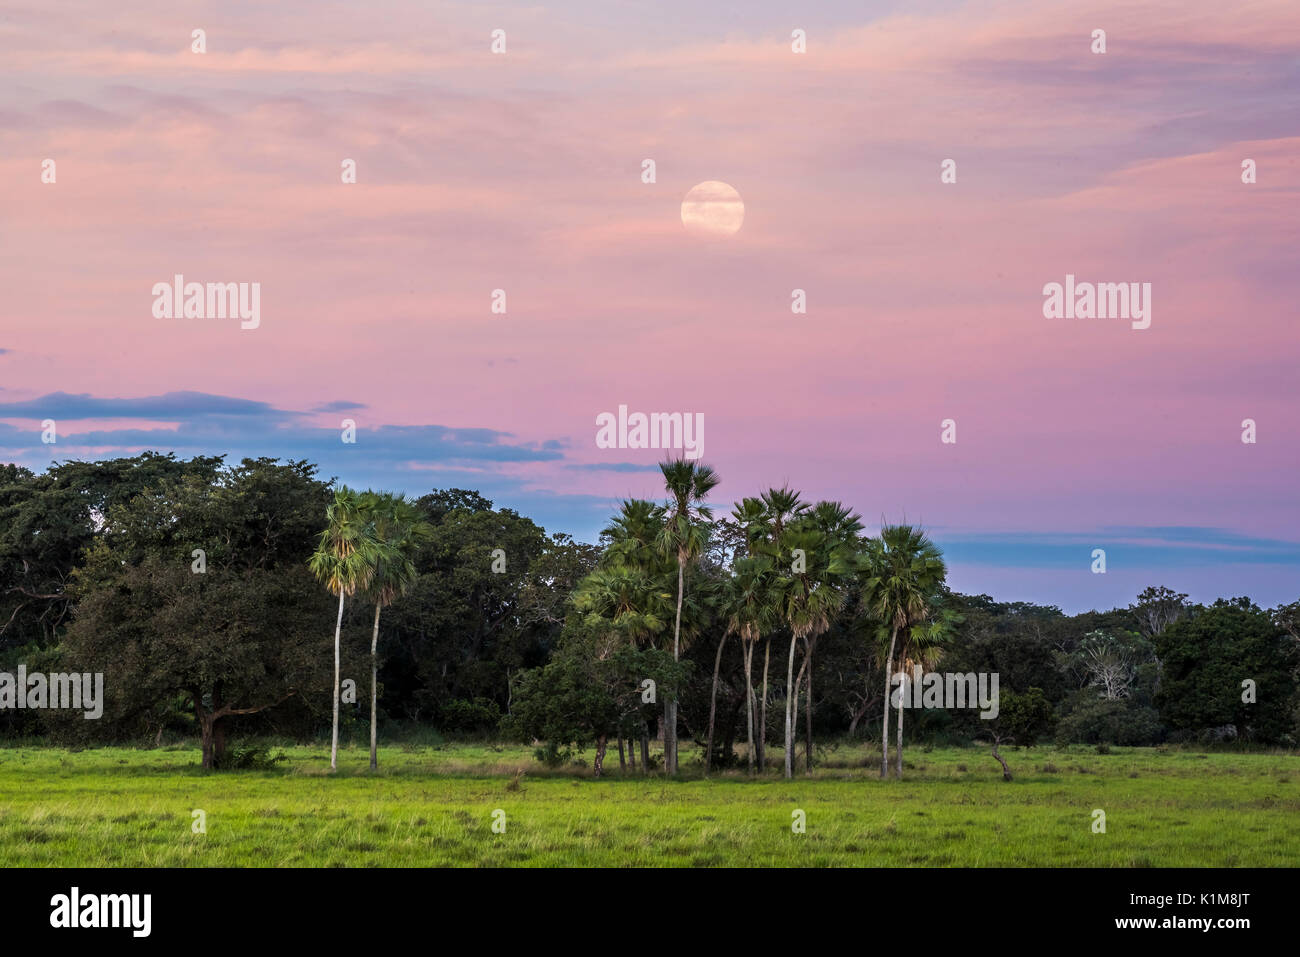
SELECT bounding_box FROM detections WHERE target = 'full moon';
[681,181,744,238]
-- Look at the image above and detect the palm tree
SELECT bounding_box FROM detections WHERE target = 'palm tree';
[793,501,863,771]
[723,497,772,769]
[590,499,673,768]
[357,491,432,771]
[761,487,806,542]
[777,515,854,779]
[754,488,803,769]
[574,563,671,648]
[657,459,719,775]
[574,553,672,771]
[720,555,780,774]
[860,523,947,779]
[892,602,956,777]
[603,498,665,567]
[308,486,380,771]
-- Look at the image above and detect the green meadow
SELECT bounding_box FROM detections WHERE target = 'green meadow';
[1,742,1296,867]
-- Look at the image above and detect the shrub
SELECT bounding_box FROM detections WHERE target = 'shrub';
[1055,692,1163,746]
[993,687,1056,747]
[439,697,502,733]
[533,740,572,767]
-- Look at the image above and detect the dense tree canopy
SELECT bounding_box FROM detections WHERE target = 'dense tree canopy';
[1155,598,1298,743]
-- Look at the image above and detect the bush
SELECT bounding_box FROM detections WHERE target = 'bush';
[439,697,502,733]
[533,740,572,767]
[992,687,1056,747]
[1055,693,1163,746]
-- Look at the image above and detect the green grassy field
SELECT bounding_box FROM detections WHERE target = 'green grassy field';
[0,742,1296,866]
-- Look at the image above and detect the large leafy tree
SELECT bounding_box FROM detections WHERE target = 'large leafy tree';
[507,620,684,776]
[1065,630,1154,700]
[860,524,948,779]
[942,595,1072,713]
[1273,600,1300,644]
[656,460,719,775]
[0,453,221,654]
[1155,597,1298,743]
[58,458,333,767]
[0,465,50,658]
[515,533,603,634]
[309,486,380,771]
[391,495,553,723]
[1130,586,1191,640]
[1129,585,1191,696]
[362,493,589,729]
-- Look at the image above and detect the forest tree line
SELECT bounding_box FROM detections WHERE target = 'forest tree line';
[0,452,1296,772]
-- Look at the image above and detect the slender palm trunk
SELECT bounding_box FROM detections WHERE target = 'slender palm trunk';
[666,559,684,775]
[640,724,650,772]
[331,589,345,771]
[803,639,814,772]
[880,625,898,779]
[743,641,755,774]
[661,699,673,773]
[896,684,904,779]
[783,634,799,779]
[705,633,727,774]
[617,736,625,771]
[758,639,771,771]
[790,652,809,775]
[369,603,381,771]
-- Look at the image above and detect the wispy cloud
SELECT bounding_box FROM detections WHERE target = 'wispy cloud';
[0,390,293,420]
[565,462,663,473]
[939,527,1300,569]
[310,400,367,413]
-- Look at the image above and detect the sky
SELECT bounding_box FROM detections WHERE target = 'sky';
[1,0,1297,613]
